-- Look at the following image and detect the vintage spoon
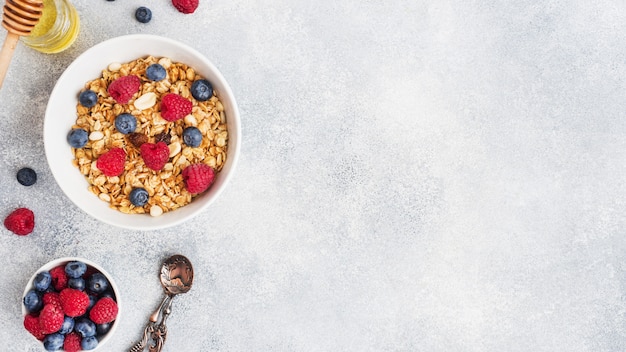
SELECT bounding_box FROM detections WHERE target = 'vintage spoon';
[129,254,194,352]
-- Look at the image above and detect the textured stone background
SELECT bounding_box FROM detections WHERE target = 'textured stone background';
[2,0,626,351]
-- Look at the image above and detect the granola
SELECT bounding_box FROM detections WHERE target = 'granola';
[70,56,228,215]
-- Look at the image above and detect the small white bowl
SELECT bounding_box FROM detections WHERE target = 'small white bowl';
[44,34,241,230]
[22,257,121,351]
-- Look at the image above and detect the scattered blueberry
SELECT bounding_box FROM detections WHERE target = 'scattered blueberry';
[191,79,213,101]
[75,317,96,337]
[16,167,37,186]
[68,277,86,291]
[67,128,88,148]
[129,187,149,206]
[87,273,109,294]
[79,90,98,108]
[96,322,112,336]
[135,6,152,23]
[182,126,203,147]
[23,289,42,313]
[115,113,137,134]
[59,316,75,334]
[65,261,87,278]
[81,335,99,350]
[43,333,64,351]
[146,63,166,81]
[33,271,51,291]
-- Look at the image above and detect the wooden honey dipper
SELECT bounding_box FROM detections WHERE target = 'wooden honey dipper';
[0,0,43,89]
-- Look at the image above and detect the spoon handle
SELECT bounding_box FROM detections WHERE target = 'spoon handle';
[129,295,170,352]
[149,298,174,352]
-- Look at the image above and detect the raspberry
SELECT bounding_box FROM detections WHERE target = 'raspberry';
[96,147,126,176]
[39,303,64,334]
[4,207,34,236]
[140,142,170,171]
[89,297,118,324]
[108,75,141,104]
[172,0,199,14]
[59,288,90,317]
[182,163,215,194]
[63,332,82,352]
[24,313,45,340]
[160,93,192,121]
[49,266,68,291]
[42,292,62,308]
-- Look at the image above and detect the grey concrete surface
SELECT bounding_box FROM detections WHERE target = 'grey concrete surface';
[2,0,626,351]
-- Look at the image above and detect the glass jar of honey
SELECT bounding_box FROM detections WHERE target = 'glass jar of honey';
[21,0,80,54]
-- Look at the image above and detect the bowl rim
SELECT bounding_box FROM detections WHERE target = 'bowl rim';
[43,34,241,230]
[22,256,121,350]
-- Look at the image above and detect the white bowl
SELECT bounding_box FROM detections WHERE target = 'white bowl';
[44,34,241,230]
[22,257,121,351]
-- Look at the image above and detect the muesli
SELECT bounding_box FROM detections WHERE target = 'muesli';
[68,56,228,216]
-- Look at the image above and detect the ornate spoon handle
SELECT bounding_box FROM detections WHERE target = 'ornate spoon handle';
[149,297,174,352]
[129,295,171,352]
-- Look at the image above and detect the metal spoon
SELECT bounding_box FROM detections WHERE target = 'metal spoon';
[129,254,194,352]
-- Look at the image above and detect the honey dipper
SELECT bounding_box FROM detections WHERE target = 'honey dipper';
[0,0,43,89]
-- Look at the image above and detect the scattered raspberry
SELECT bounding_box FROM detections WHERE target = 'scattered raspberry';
[89,297,119,324]
[4,207,34,236]
[182,163,215,194]
[108,75,141,104]
[39,303,64,334]
[63,332,82,352]
[160,93,192,121]
[172,0,199,14]
[59,288,90,317]
[49,266,68,291]
[96,147,126,177]
[42,292,61,309]
[140,142,170,171]
[24,314,45,340]
[128,132,148,148]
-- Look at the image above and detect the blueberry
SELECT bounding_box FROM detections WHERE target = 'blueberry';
[75,317,96,337]
[191,79,213,101]
[23,289,42,313]
[79,90,98,108]
[96,322,112,336]
[16,167,37,186]
[182,126,203,147]
[146,63,166,81]
[68,277,85,291]
[81,335,99,350]
[135,6,152,23]
[100,291,116,300]
[67,128,88,148]
[88,294,97,310]
[87,273,109,294]
[43,333,64,351]
[115,113,137,134]
[129,187,149,206]
[59,316,75,334]
[33,271,51,291]
[65,261,87,278]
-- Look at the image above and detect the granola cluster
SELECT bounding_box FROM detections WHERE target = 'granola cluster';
[70,56,228,215]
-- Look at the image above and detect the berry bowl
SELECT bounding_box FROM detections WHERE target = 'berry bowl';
[22,257,121,351]
[44,34,241,230]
